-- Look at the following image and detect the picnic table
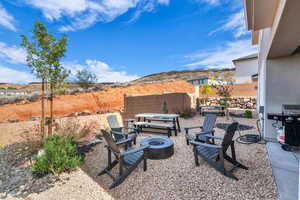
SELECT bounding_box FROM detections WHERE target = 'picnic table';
[200,106,225,116]
[134,113,181,137]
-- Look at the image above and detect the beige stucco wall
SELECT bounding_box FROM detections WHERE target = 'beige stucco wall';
[234,58,258,84]
[263,53,300,140]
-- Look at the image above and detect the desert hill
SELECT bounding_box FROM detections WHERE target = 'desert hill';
[131,68,235,83]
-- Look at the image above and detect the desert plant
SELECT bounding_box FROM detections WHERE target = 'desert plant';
[163,101,168,113]
[7,87,17,90]
[244,110,253,118]
[32,135,82,175]
[27,92,40,102]
[20,124,45,156]
[0,96,24,105]
[201,84,213,105]
[53,118,97,141]
[76,69,97,89]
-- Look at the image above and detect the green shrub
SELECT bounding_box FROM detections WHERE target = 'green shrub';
[32,135,82,175]
[7,87,17,90]
[244,110,253,118]
[162,101,168,114]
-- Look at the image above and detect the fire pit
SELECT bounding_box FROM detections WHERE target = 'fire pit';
[140,136,174,160]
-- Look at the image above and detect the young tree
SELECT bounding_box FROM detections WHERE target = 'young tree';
[21,22,69,136]
[212,80,233,119]
[76,69,97,89]
[201,84,213,105]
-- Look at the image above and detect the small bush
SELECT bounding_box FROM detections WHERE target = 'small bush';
[175,107,197,119]
[54,118,97,140]
[7,87,17,90]
[20,124,45,155]
[32,135,82,175]
[244,110,253,118]
[0,96,24,105]
[162,101,168,114]
[27,92,40,102]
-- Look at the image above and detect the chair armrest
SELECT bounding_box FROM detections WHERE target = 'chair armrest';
[190,141,222,149]
[185,133,196,141]
[184,126,203,132]
[204,135,223,140]
[121,126,139,131]
[195,130,214,136]
[121,145,150,156]
[111,130,126,137]
[115,137,134,145]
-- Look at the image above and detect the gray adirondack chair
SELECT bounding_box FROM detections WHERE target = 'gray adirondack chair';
[185,114,217,145]
[190,122,248,180]
[107,115,138,145]
[98,130,149,189]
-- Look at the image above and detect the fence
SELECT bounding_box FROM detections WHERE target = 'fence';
[122,93,191,120]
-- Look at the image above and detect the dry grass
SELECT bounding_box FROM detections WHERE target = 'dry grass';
[53,117,98,141]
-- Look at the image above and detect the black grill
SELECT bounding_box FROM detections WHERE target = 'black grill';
[268,104,300,147]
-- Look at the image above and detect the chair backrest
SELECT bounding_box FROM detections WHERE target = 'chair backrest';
[107,115,122,130]
[202,114,217,132]
[101,129,120,153]
[221,122,239,151]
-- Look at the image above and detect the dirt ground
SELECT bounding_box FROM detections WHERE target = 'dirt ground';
[0,81,194,123]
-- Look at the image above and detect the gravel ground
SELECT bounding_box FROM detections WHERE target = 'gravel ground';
[2,115,277,200]
[4,169,114,200]
[82,115,277,200]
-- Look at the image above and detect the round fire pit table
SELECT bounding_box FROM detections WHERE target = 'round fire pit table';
[140,136,174,160]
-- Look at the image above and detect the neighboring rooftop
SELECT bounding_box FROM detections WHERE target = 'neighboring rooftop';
[232,53,258,62]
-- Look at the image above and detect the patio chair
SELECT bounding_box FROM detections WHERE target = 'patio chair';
[98,130,149,189]
[190,122,248,180]
[107,115,138,145]
[185,114,217,145]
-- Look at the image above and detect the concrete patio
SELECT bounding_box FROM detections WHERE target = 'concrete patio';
[267,142,299,200]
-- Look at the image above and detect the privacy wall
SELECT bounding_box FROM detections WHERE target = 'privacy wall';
[122,93,191,120]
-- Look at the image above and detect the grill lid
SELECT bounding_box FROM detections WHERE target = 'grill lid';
[282,104,300,115]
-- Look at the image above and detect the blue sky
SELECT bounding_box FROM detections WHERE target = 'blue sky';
[0,0,257,83]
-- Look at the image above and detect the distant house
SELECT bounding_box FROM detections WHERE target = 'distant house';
[0,90,29,96]
[232,53,258,84]
[187,75,226,86]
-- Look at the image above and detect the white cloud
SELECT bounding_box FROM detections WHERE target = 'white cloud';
[196,0,219,5]
[64,59,139,82]
[210,10,248,38]
[184,39,257,69]
[0,42,26,64]
[0,65,35,83]
[0,5,17,31]
[26,0,170,32]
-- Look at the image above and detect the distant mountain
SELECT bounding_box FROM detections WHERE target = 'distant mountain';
[131,68,235,83]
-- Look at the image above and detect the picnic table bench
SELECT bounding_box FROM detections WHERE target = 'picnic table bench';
[134,122,175,137]
[134,113,181,137]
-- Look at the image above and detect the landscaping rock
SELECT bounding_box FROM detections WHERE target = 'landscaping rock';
[0,143,58,198]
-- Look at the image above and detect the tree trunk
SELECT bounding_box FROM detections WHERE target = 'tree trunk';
[49,83,54,135]
[41,79,45,137]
